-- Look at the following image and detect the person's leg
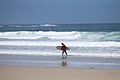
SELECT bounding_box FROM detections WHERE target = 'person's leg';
[62,50,64,55]
[65,50,68,55]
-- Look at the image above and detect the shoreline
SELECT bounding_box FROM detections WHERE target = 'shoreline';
[0,54,120,70]
[0,66,120,80]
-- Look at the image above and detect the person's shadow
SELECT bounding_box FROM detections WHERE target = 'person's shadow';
[61,55,67,67]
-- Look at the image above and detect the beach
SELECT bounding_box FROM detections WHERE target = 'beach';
[0,66,120,80]
[0,55,120,80]
[0,24,120,80]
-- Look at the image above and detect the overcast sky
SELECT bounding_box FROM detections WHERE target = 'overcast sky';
[0,0,120,24]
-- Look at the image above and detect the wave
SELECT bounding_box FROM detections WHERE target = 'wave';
[0,41,120,47]
[0,31,120,57]
[0,31,120,42]
[0,50,120,57]
[0,45,120,57]
[40,24,57,27]
[0,26,4,27]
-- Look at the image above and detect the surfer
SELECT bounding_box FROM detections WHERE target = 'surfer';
[61,43,68,55]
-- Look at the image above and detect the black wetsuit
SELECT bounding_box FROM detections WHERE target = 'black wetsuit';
[62,44,67,55]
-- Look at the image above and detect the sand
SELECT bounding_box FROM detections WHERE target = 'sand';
[0,66,120,80]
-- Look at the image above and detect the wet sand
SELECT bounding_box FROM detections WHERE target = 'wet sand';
[0,66,120,80]
[0,54,120,69]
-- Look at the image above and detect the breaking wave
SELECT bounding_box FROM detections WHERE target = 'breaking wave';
[0,31,120,57]
[40,24,57,27]
[0,31,120,42]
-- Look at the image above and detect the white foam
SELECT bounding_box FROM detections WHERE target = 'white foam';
[0,31,120,57]
[0,31,76,40]
[40,24,57,26]
[0,41,120,47]
[0,50,120,58]
[0,31,120,41]
[0,50,59,56]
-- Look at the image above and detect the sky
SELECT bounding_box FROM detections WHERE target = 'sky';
[0,0,120,24]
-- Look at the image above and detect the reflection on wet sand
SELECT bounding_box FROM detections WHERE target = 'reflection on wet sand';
[61,55,67,67]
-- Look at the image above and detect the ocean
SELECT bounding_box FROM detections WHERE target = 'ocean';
[0,23,120,69]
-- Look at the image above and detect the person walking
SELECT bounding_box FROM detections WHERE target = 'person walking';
[61,43,68,55]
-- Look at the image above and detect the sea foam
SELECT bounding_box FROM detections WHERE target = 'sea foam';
[0,31,120,57]
[0,31,120,41]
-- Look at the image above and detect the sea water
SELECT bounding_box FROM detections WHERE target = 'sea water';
[0,23,120,69]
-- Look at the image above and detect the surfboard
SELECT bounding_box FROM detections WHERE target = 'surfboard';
[56,46,70,50]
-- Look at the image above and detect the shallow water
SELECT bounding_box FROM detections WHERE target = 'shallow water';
[0,54,120,69]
